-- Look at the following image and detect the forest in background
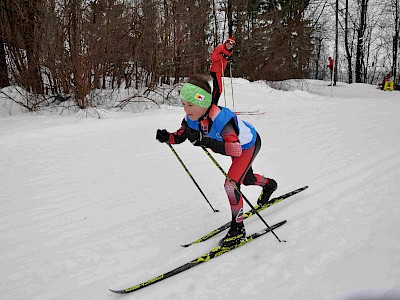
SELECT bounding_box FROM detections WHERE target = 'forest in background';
[0,0,399,110]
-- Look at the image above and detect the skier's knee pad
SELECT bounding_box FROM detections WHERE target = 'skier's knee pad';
[224,179,241,205]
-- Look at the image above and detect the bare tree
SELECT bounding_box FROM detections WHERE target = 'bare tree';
[344,0,354,83]
[211,0,219,48]
[0,36,8,88]
[0,0,8,88]
[307,0,330,80]
[392,0,399,79]
[333,0,339,85]
[0,0,44,95]
[355,0,369,82]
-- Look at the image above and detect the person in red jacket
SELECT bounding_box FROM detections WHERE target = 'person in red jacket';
[327,56,334,79]
[210,37,236,105]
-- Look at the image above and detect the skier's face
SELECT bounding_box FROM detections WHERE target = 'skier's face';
[181,100,208,121]
[226,42,234,51]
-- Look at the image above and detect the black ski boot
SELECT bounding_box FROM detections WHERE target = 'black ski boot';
[257,179,277,206]
[219,220,246,248]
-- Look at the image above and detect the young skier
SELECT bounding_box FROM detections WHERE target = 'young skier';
[383,72,394,91]
[209,37,236,105]
[156,74,277,247]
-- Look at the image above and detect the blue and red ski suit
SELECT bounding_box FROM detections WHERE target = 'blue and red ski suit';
[168,105,271,223]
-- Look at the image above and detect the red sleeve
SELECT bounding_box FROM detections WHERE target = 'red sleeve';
[168,119,188,144]
[211,44,230,62]
[220,119,242,157]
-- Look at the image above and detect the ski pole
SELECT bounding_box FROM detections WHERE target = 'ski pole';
[200,146,285,243]
[221,62,226,107]
[168,144,219,213]
[229,63,235,111]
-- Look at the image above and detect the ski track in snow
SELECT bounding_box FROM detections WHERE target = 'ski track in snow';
[1,80,400,299]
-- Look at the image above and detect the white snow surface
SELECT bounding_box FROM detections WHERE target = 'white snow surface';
[1,79,400,300]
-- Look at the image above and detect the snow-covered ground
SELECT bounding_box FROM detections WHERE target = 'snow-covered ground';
[1,79,399,300]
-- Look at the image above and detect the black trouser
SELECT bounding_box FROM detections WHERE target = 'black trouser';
[210,71,221,105]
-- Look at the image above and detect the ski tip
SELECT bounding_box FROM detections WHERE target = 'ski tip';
[297,185,309,191]
[270,220,287,229]
[180,243,191,248]
[109,289,125,294]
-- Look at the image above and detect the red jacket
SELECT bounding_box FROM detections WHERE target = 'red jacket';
[210,43,232,73]
[327,57,333,70]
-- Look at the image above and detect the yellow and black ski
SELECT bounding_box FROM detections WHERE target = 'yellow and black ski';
[181,186,308,248]
[109,220,286,295]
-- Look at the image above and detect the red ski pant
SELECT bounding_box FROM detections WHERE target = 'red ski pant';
[224,135,268,223]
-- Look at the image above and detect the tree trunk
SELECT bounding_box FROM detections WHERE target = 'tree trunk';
[212,0,218,48]
[355,0,368,83]
[315,37,322,80]
[22,0,43,94]
[393,0,399,79]
[0,37,8,88]
[227,0,233,37]
[69,0,88,108]
[334,0,338,85]
[344,0,353,83]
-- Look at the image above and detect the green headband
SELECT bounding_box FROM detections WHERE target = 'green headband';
[180,83,212,108]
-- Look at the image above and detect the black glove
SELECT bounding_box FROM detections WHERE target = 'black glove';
[222,53,235,63]
[184,127,226,153]
[184,128,203,146]
[156,129,170,143]
[227,56,236,63]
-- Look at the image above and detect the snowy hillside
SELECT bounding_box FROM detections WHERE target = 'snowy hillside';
[1,79,400,300]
